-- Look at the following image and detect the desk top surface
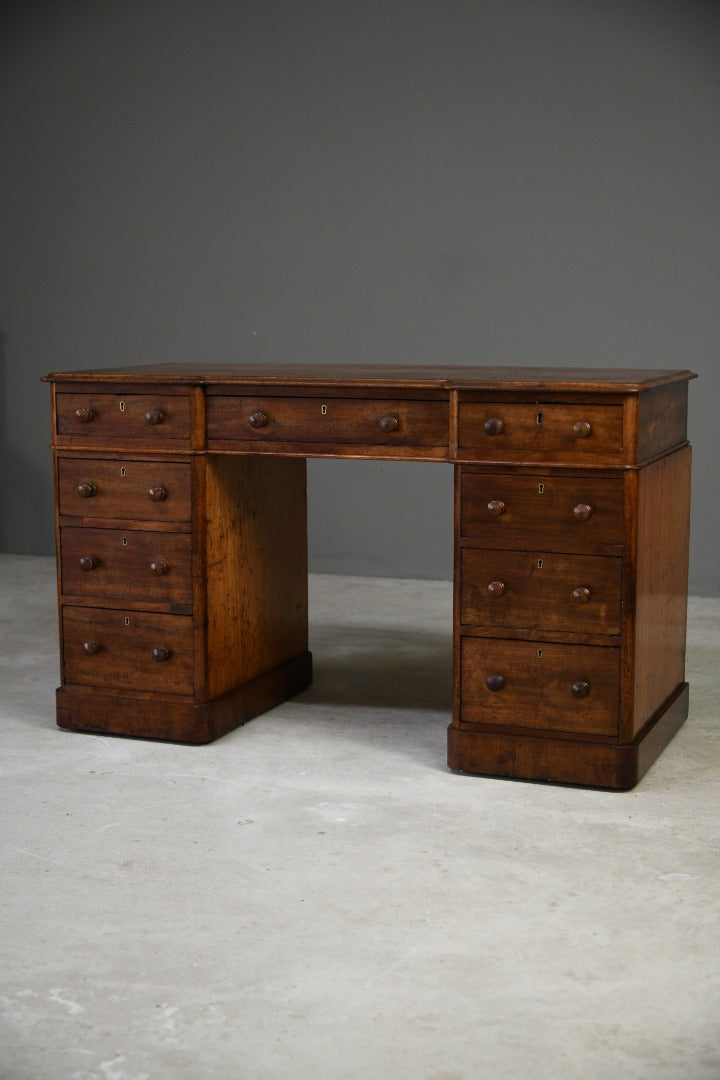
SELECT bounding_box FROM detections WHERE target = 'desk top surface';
[44,364,696,393]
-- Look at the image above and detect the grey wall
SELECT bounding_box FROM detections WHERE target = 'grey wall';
[1,0,718,593]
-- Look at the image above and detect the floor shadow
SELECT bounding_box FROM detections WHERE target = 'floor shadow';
[299,623,453,712]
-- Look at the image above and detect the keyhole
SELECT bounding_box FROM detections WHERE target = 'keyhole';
[538,483,545,494]
[536,411,543,425]
[537,648,543,659]
[120,466,127,478]
[321,404,328,415]
[119,401,125,412]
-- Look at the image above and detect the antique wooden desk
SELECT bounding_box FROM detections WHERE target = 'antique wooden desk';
[43,364,695,789]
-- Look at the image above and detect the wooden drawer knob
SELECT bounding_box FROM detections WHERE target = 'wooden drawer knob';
[77,481,96,499]
[483,417,504,436]
[572,680,590,699]
[487,499,506,517]
[379,414,399,433]
[82,640,101,656]
[486,674,506,691]
[79,555,98,572]
[248,411,268,429]
[573,503,593,521]
[572,420,592,438]
[487,580,506,597]
[152,646,171,662]
[148,486,167,502]
[74,407,94,423]
[572,586,591,604]
[150,560,168,576]
[145,408,165,426]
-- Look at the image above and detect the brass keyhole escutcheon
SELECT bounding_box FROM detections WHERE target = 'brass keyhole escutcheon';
[119,400,125,412]
[321,404,328,415]
[537,648,543,659]
[538,482,545,494]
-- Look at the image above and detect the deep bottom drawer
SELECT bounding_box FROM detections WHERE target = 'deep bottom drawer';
[460,637,619,737]
[62,607,194,694]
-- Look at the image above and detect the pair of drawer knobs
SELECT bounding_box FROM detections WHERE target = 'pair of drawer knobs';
[487,499,593,521]
[487,674,591,698]
[486,581,591,603]
[79,556,168,576]
[248,411,400,433]
[77,482,167,502]
[82,641,171,662]
[75,408,165,426]
[484,418,592,438]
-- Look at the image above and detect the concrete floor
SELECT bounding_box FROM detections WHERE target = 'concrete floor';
[1,553,718,1080]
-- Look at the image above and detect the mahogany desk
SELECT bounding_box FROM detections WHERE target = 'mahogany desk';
[43,365,695,789]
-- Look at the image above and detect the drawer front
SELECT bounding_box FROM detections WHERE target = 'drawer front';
[55,392,190,446]
[460,638,619,737]
[207,396,449,449]
[461,550,622,635]
[58,458,192,522]
[62,607,194,694]
[458,402,624,462]
[460,470,624,552]
[60,527,193,606]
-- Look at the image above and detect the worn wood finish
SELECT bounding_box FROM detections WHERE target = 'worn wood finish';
[62,606,195,694]
[60,526,193,608]
[203,455,309,699]
[459,637,620,737]
[206,395,449,453]
[460,470,625,554]
[629,445,692,742]
[460,549,622,635]
[57,457,192,523]
[458,402,625,464]
[55,390,191,447]
[44,364,695,787]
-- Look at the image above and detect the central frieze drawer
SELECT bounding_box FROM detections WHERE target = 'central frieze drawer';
[58,458,192,522]
[458,402,624,462]
[460,638,619,737]
[461,549,622,635]
[55,392,190,446]
[460,470,624,553]
[62,607,194,694]
[60,527,193,606]
[207,396,449,448]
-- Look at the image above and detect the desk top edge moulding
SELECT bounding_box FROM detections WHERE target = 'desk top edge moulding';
[44,364,696,789]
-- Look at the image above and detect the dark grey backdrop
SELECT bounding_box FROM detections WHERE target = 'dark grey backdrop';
[2,0,718,593]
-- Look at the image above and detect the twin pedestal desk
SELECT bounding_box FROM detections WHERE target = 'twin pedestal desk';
[44,365,695,789]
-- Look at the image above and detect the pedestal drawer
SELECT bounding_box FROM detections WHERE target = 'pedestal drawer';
[460,469,624,553]
[60,527,193,606]
[62,607,194,694]
[58,458,192,522]
[460,638,619,737]
[460,549,622,635]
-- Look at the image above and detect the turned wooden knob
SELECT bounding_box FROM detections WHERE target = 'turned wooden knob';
[572,420,592,438]
[248,411,268,428]
[145,408,165,426]
[483,417,504,436]
[79,555,98,572]
[573,503,593,521]
[148,486,167,502]
[74,407,94,423]
[82,640,100,656]
[77,481,96,499]
[152,646,171,662]
[572,680,590,698]
[487,499,506,517]
[150,560,168,576]
[487,674,506,692]
[487,580,506,597]
[379,414,399,433]
[572,586,591,604]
